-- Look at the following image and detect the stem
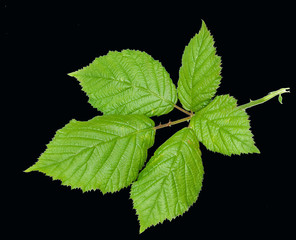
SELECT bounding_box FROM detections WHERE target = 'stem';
[154,116,192,130]
[238,88,290,110]
[155,87,289,130]
[174,105,192,116]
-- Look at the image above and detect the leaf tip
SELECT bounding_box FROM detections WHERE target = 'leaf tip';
[23,168,31,173]
[201,19,207,27]
[254,146,261,154]
[139,226,146,234]
[24,164,35,173]
[138,219,155,234]
[200,19,210,33]
[67,71,77,77]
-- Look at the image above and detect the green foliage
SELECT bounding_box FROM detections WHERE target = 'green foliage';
[131,128,203,233]
[26,115,155,193]
[190,95,260,156]
[26,21,289,233]
[177,20,222,112]
[69,50,177,117]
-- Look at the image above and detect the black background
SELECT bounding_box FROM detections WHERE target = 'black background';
[4,1,295,238]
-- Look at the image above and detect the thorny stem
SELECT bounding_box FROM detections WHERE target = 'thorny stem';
[154,87,290,131]
[238,88,290,110]
[154,116,192,130]
[174,105,192,116]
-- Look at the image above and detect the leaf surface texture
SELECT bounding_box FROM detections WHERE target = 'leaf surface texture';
[131,128,203,233]
[69,50,177,117]
[177,21,222,112]
[26,115,155,193]
[190,95,260,155]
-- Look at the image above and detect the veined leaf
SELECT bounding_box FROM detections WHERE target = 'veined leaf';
[69,50,177,117]
[177,20,222,112]
[190,95,260,156]
[131,128,203,233]
[25,115,155,193]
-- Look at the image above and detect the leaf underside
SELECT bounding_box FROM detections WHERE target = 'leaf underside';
[131,128,204,233]
[69,50,177,117]
[177,20,222,112]
[25,115,155,193]
[190,95,260,156]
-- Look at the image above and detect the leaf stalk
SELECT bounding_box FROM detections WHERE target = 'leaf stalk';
[174,105,192,116]
[154,116,192,130]
[238,88,290,110]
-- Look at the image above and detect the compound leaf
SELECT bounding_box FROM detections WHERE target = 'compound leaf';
[131,128,204,233]
[69,50,177,117]
[177,20,222,112]
[190,95,260,156]
[25,115,155,193]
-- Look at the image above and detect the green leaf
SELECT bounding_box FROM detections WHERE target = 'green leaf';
[69,50,177,117]
[25,115,155,193]
[190,95,260,156]
[278,94,283,104]
[131,128,204,233]
[177,20,222,112]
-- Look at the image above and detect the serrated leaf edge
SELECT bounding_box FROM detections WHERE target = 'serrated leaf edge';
[190,95,260,156]
[177,20,222,112]
[130,128,204,233]
[25,116,156,194]
[68,49,177,117]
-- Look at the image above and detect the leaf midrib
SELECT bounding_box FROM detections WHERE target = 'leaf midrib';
[199,115,254,149]
[41,126,154,168]
[140,130,191,223]
[81,73,175,106]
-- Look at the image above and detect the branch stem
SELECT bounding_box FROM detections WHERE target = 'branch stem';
[174,105,192,116]
[154,116,192,130]
[238,88,290,110]
[155,88,289,130]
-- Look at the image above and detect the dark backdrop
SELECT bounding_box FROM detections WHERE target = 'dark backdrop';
[5,1,294,238]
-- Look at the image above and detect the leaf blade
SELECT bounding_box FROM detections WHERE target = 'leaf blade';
[25,115,155,193]
[130,128,203,233]
[177,20,222,112]
[69,50,177,117]
[190,95,260,156]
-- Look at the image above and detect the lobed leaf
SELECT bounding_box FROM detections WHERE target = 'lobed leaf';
[69,50,177,117]
[177,20,222,112]
[25,115,155,193]
[131,128,204,233]
[190,95,260,156]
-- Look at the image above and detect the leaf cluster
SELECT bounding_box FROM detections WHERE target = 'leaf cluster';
[26,21,281,233]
